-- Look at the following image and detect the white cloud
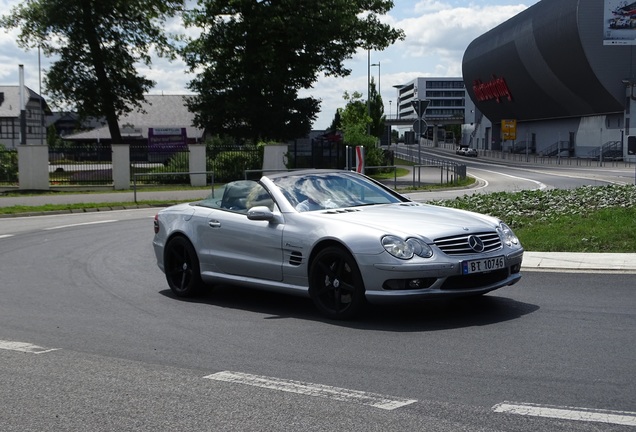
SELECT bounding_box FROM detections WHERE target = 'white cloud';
[309,2,534,128]
[413,0,451,14]
[0,0,536,129]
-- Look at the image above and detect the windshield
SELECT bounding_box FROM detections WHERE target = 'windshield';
[272,172,405,212]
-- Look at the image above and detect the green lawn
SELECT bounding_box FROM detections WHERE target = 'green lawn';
[430,185,636,253]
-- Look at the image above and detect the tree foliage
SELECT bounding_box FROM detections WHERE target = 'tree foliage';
[368,78,385,139]
[0,0,183,143]
[181,0,404,143]
[339,91,374,147]
[338,89,387,168]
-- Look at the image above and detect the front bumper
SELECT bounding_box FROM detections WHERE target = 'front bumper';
[361,250,524,304]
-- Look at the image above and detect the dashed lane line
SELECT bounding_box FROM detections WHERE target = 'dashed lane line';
[0,340,59,354]
[43,220,118,230]
[205,371,417,410]
[493,402,636,427]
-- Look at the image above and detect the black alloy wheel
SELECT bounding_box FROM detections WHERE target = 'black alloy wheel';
[309,246,365,319]
[164,236,202,297]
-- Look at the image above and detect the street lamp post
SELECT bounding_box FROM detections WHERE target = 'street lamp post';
[418,99,422,164]
[367,50,371,135]
[387,100,392,146]
[371,62,381,97]
[370,61,381,137]
[38,45,44,145]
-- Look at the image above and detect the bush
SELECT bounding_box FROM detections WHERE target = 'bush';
[153,151,189,184]
[210,148,263,182]
[0,143,18,184]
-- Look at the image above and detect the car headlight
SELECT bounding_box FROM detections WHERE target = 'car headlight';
[498,222,520,247]
[382,236,433,259]
[407,238,433,258]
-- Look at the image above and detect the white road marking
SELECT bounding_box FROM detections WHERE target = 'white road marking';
[205,371,417,410]
[0,234,14,239]
[0,340,59,354]
[493,402,636,427]
[43,220,118,230]
[472,167,547,190]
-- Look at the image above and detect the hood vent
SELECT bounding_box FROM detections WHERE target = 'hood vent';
[324,208,361,214]
[289,251,303,266]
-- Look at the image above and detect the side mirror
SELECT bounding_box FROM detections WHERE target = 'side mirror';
[247,206,276,222]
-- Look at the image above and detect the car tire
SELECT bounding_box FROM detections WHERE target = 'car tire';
[164,236,203,297]
[309,246,365,319]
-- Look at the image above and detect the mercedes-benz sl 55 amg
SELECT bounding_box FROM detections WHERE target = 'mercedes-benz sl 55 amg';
[153,170,523,319]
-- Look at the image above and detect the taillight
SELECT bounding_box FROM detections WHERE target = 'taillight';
[153,214,159,234]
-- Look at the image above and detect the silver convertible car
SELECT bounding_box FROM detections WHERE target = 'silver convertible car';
[153,170,523,319]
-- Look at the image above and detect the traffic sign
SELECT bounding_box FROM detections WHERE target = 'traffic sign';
[411,99,430,118]
[412,120,428,136]
[501,119,517,140]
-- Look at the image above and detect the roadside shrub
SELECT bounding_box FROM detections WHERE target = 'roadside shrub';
[155,151,189,184]
[0,143,18,184]
[431,184,636,230]
[209,148,263,182]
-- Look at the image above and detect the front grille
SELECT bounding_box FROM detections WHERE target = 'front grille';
[434,232,502,255]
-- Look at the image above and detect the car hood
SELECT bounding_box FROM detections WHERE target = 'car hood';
[313,203,499,240]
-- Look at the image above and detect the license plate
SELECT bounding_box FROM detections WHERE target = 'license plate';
[461,256,505,275]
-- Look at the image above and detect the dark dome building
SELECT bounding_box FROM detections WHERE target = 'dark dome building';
[462,0,636,159]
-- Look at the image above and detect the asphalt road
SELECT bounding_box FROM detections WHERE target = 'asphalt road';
[1,153,635,430]
[1,212,635,431]
[419,147,636,189]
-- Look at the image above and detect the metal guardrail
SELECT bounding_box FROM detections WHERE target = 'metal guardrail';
[411,164,466,186]
[479,150,635,167]
[394,147,467,187]
[245,166,402,189]
[132,171,215,203]
[243,168,313,180]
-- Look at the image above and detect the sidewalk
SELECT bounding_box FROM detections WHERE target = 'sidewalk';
[522,251,636,273]
[0,189,212,208]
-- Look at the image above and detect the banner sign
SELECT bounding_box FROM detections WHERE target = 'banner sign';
[604,0,636,45]
[148,127,187,151]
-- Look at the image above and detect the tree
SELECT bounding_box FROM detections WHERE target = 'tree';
[338,90,386,169]
[328,110,342,133]
[181,0,404,143]
[368,78,385,139]
[0,0,183,143]
[339,91,374,147]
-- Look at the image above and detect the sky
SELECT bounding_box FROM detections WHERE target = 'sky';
[0,0,538,130]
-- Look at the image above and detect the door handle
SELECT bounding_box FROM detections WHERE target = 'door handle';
[208,220,221,228]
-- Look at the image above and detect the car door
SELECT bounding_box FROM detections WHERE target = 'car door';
[194,182,284,282]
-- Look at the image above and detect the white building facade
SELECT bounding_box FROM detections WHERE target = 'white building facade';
[393,77,477,146]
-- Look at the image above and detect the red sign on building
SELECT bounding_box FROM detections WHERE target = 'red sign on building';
[473,76,513,103]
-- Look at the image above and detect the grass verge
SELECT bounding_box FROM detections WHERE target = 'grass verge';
[431,185,636,253]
